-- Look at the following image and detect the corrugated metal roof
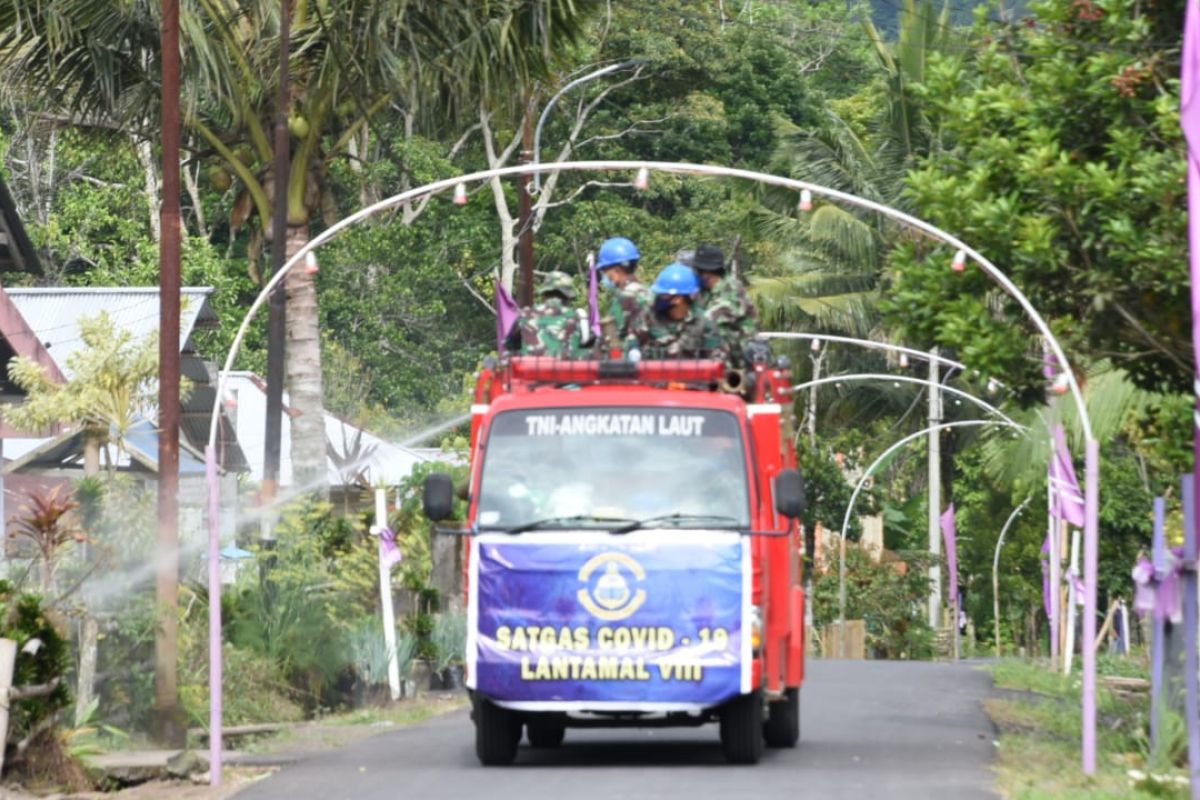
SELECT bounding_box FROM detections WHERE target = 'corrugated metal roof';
[5,287,217,373]
[2,419,207,476]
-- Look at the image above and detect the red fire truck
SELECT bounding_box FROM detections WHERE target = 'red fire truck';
[423,354,806,765]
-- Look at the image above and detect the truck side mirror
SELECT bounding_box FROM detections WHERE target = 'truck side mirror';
[423,472,455,521]
[774,468,806,519]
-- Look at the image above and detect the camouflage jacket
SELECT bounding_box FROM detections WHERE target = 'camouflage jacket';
[635,307,728,360]
[603,280,652,347]
[513,298,590,358]
[698,277,758,361]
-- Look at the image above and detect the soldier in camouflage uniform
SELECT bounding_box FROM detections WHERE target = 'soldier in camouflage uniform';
[630,262,728,360]
[692,244,759,362]
[504,271,592,358]
[595,236,652,351]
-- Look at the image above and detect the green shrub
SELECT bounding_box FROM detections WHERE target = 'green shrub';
[0,582,71,741]
[432,611,466,672]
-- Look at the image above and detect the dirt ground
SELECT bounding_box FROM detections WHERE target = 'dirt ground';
[1,693,468,800]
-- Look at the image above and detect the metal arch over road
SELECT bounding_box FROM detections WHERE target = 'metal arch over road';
[760,332,972,374]
[203,158,1102,780]
[205,160,1092,447]
[788,374,1025,431]
[833,419,1025,650]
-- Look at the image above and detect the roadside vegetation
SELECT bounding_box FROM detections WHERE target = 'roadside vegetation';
[989,659,1189,799]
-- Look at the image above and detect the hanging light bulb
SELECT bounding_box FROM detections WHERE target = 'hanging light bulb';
[634,167,650,191]
[453,182,468,205]
[986,377,999,395]
[304,251,319,275]
[799,189,813,212]
[951,250,967,272]
[899,353,910,369]
[1052,372,1070,395]
[810,337,821,352]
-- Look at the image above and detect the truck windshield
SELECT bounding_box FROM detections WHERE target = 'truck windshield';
[477,407,750,530]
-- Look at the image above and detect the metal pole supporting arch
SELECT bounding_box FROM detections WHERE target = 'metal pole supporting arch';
[993,498,1033,657]
[203,159,1100,776]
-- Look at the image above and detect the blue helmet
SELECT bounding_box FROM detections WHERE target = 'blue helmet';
[651,262,700,296]
[596,237,640,271]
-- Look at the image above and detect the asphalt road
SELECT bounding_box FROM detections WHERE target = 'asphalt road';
[235,660,998,800]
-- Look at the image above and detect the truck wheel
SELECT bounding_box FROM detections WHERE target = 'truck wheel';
[719,691,764,764]
[475,699,520,765]
[526,720,566,748]
[763,688,800,748]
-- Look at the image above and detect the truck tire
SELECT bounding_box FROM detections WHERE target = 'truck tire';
[719,690,764,764]
[763,688,800,748]
[475,699,520,765]
[526,720,566,748]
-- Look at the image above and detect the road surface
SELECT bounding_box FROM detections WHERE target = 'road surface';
[235,660,997,800]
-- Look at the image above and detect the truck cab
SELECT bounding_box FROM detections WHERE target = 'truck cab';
[423,356,806,765]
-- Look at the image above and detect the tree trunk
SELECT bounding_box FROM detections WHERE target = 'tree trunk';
[135,134,162,244]
[284,223,327,494]
[76,433,102,725]
[74,616,99,726]
[83,435,101,476]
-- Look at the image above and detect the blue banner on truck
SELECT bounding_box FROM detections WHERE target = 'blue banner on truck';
[467,531,750,710]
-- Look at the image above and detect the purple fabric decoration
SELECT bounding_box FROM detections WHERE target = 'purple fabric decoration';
[1050,425,1086,528]
[1132,548,1185,625]
[495,281,520,350]
[941,503,958,604]
[1041,536,1052,619]
[1043,345,1059,379]
[1068,571,1086,607]
[588,252,601,337]
[378,527,404,571]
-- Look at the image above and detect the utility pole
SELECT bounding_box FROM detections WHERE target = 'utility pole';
[154,0,185,747]
[517,93,536,307]
[262,0,290,519]
[928,349,942,630]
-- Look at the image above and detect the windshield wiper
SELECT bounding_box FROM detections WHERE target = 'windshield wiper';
[612,513,743,534]
[496,514,639,534]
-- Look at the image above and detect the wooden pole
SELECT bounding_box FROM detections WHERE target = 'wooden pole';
[263,0,291,511]
[154,0,184,747]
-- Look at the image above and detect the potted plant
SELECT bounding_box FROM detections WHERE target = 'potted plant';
[432,611,467,689]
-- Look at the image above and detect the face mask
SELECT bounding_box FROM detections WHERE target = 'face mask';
[601,274,616,290]
[654,296,674,313]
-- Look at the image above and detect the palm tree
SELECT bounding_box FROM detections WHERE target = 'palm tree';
[751,0,950,336]
[0,0,600,489]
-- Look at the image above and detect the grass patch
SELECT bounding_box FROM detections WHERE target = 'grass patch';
[987,658,1188,799]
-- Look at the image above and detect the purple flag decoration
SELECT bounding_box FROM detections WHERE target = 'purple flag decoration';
[1050,425,1086,528]
[1181,1,1200,791]
[1132,551,1184,625]
[495,281,520,350]
[378,527,404,571]
[588,252,601,337]
[941,503,958,605]
[1043,342,1059,379]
